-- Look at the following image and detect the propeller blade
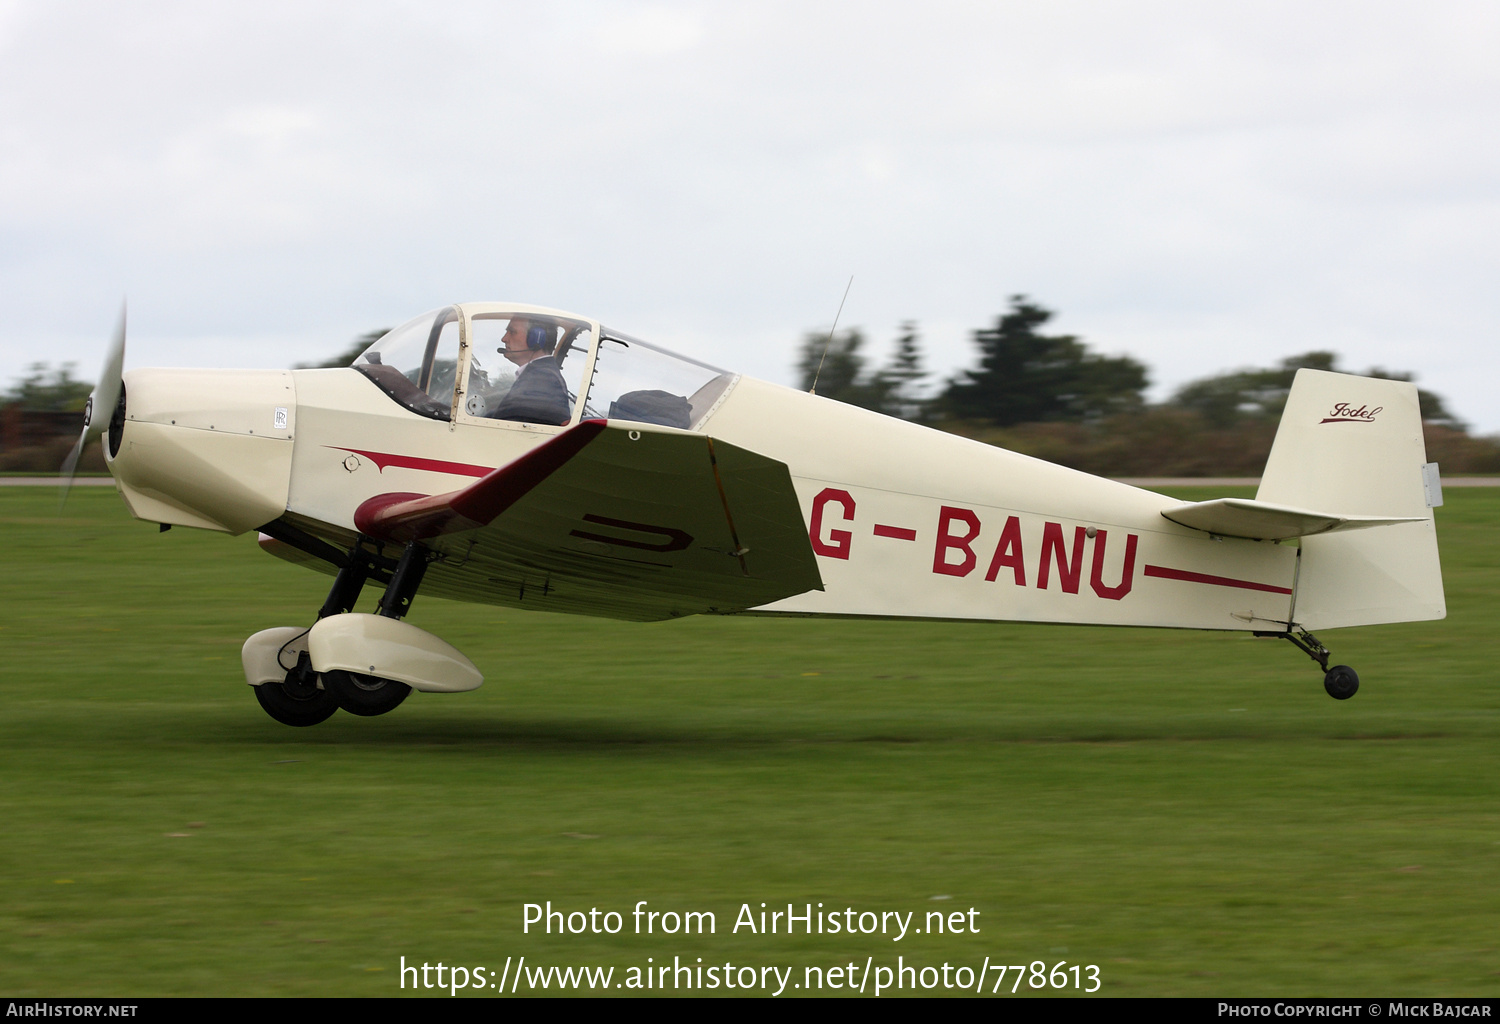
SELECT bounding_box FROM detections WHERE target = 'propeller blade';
[60,302,127,506]
[58,430,87,497]
[87,304,127,444]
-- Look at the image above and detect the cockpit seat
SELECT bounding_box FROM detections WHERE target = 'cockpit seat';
[609,389,692,429]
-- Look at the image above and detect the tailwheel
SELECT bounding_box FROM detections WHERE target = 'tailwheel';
[322,669,411,717]
[254,672,339,727]
[1255,626,1359,700]
[1323,665,1360,701]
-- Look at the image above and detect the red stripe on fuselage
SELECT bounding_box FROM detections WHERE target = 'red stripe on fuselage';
[327,446,492,477]
[1143,564,1293,595]
[872,524,917,541]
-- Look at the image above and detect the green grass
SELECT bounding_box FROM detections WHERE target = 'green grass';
[1,486,1497,997]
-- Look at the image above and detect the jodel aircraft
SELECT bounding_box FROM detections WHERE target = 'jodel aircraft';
[62,303,1446,726]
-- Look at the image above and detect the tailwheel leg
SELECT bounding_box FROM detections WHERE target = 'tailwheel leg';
[1254,626,1359,700]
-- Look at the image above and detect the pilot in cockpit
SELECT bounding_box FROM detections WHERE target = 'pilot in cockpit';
[491,317,571,425]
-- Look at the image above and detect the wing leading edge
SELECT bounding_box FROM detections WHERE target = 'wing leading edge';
[354,420,824,621]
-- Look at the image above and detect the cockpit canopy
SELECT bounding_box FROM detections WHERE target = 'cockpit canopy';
[353,304,735,430]
[582,330,732,428]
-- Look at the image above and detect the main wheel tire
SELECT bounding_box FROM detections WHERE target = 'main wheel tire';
[322,669,412,717]
[1324,665,1360,700]
[254,680,339,727]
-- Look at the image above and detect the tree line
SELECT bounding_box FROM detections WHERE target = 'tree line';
[6,302,1498,475]
[796,295,1499,475]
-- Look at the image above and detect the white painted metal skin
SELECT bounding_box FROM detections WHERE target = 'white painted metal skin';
[103,302,1444,653]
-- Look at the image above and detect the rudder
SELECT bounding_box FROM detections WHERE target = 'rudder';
[1256,368,1444,629]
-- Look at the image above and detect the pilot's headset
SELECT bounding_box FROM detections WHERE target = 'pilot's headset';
[525,322,554,353]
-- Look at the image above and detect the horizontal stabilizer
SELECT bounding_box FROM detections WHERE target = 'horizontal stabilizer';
[1161,497,1425,541]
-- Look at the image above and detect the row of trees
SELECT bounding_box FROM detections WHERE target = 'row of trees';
[797,295,1464,430]
[0,363,94,412]
[795,295,1497,474]
[3,298,1464,429]
[5,300,1497,473]
[0,364,97,472]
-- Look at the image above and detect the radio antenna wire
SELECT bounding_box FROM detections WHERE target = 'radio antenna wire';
[809,275,854,396]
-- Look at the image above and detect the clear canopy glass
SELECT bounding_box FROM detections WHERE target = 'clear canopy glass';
[352,307,460,421]
[462,312,593,426]
[582,331,733,429]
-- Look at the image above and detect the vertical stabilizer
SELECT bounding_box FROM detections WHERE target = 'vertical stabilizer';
[1257,368,1444,629]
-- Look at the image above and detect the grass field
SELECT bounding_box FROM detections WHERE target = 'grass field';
[1,484,1497,997]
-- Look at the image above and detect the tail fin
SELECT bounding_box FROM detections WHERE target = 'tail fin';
[1257,368,1444,628]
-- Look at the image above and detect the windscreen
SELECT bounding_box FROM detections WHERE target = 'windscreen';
[352,307,460,420]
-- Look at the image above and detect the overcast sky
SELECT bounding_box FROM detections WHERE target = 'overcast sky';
[3,1,1498,430]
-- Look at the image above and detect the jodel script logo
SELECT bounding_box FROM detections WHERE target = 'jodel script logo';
[1320,402,1382,424]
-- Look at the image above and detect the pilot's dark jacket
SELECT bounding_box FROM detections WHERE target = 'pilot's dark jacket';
[493,355,570,425]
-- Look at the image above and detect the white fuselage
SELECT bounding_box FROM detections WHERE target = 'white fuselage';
[110,357,1298,634]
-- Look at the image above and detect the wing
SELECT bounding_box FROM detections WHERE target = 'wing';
[353,420,824,621]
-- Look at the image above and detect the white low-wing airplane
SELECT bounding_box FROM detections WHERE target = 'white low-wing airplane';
[63,303,1446,726]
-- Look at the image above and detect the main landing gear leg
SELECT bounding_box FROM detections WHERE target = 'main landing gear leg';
[1254,626,1359,700]
[250,538,384,727]
[375,541,430,620]
[319,546,373,619]
[321,541,431,717]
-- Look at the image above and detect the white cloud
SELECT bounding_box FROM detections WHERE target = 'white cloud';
[3,0,1499,431]
[588,3,703,55]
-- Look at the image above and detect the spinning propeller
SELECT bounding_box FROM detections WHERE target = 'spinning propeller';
[59,303,126,504]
